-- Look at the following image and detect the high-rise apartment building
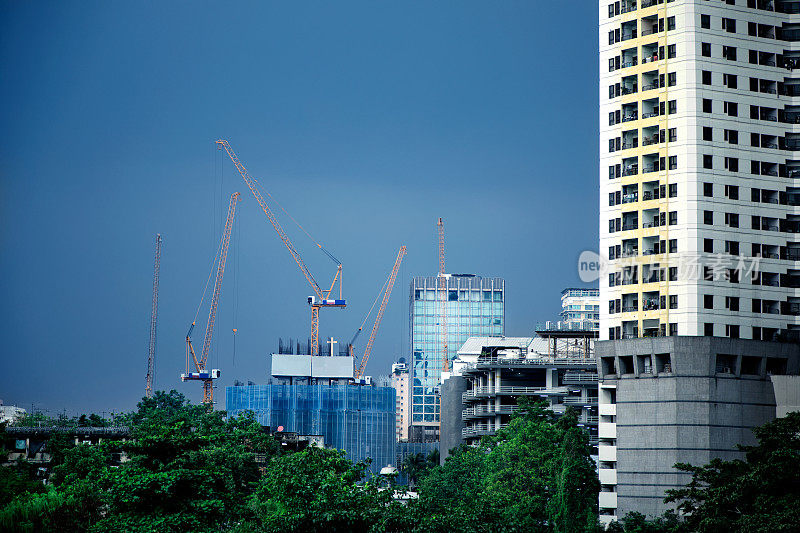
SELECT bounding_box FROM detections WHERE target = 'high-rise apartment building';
[600,0,800,341]
[409,274,504,438]
[599,0,800,523]
[391,360,411,441]
[561,288,601,329]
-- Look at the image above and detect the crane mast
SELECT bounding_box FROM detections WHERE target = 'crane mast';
[215,139,344,356]
[438,218,449,372]
[182,192,240,405]
[354,246,406,379]
[145,233,162,399]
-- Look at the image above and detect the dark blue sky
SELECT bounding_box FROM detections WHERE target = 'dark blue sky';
[0,1,598,415]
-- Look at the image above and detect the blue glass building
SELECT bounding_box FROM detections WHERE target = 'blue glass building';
[226,383,396,474]
[409,274,504,430]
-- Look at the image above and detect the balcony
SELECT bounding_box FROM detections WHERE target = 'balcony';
[563,396,598,407]
[621,139,639,150]
[462,386,548,401]
[462,405,519,420]
[622,193,638,203]
[562,372,599,384]
[621,112,638,123]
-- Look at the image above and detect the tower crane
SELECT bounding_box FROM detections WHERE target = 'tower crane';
[354,246,406,380]
[182,192,240,405]
[216,139,345,356]
[438,218,449,372]
[145,233,162,399]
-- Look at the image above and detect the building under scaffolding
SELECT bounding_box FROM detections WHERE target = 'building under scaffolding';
[226,338,396,474]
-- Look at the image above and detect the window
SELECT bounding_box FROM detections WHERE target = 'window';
[701,14,710,29]
[703,155,713,169]
[668,100,677,114]
[702,70,712,85]
[703,98,713,113]
[750,77,759,92]
[751,215,760,229]
[668,128,677,142]
[752,298,761,312]
[669,239,677,253]
[704,238,714,252]
[729,268,739,283]
[669,155,677,170]
[723,73,738,89]
[726,296,740,311]
[668,72,677,87]
[702,42,712,57]
[749,49,758,64]
[669,323,678,336]
[704,294,714,309]
[725,240,739,255]
[725,184,739,199]
[669,211,677,225]
[704,182,713,196]
[669,266,678,281]
[668,44,676,58]
[722,17,736,33]
[748,21,757,36]
[724,129,738,144]
[704,323,714,336]
[667,16,675,31]
[703,127,713,141]
[725,212,739,227]
[704,210,714,224]
[752,188,761,202]
[723,45,737,61]
[670,295,678,309]
[725,157,739,172]
[724,101,738,116]
[726,324,740,338]
[751,131,760,146]
[668,183,677,197]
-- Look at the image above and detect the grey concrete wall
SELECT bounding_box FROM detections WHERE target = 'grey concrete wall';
[439,375,466,464]
[771,375,800,418]
[597,337,800,519]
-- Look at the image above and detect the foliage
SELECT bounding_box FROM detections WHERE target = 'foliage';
[243,446,407,533]
[400,448,439,487]
[605,511,685,533]
[414,444,499,533]
[665,411,800,533]
[414,398,600,533]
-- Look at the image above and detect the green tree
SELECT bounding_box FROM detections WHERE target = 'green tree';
[481,401,599,533]
[244,446,404,533]
[665,411,800,533]
[414,444,499,533]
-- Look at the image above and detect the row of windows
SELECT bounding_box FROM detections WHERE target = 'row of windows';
[608,155,677,179]
[607,16,676,45]
[608,295,679,313]
[608,43,676,72]
[608,77,676,99]
[413,289,503,301]
[608,100,675,125]
[608,239,678,259]
[609,127,676,153]
[607,324,678,339]
[609,183,676,205]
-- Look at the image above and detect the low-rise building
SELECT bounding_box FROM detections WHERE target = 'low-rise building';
[440,330,598,462]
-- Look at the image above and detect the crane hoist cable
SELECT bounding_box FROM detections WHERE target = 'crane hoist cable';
[216,139,345,357]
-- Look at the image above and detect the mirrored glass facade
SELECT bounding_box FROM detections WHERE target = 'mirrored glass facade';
[409,275,505,425]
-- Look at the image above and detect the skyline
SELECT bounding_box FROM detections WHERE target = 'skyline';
[0,1,599,414]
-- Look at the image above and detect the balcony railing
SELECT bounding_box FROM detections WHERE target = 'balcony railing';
[622,193,638,203]
[642,136,659,146]
[641,27,659,36]
[622,305,638,312]
[462,386,549,400]
[622,165,638,176]
[563,372,599,384]
[622,140,638,150]
[563,397,598,406]
[622,113,638,123]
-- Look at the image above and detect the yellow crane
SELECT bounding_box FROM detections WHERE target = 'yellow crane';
[144,233,162,399]
[182,192,240,405]
[216,139,344,356]
[438,218,449,372]
[353,246,406,380]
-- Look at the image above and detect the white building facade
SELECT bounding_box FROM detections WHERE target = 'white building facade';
[600,0,800,343]
[391,361,411,441]
[561,288,601,329]
[600,0,800,524]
